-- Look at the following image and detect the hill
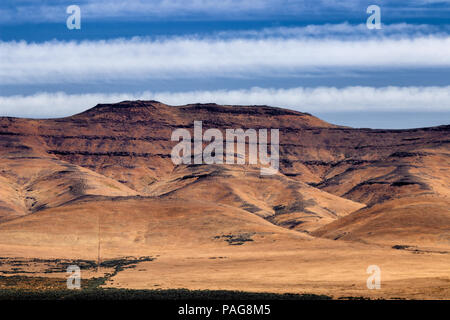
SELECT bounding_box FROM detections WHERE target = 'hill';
[0,100,448,299]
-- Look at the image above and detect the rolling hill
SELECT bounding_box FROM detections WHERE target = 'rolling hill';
[0,100,448,299]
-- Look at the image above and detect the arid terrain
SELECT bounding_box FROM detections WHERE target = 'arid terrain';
[0,100,449,299]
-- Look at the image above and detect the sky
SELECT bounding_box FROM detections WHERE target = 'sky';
[0,0,450,128]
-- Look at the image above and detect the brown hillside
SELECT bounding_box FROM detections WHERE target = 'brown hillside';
[0,101,449,299]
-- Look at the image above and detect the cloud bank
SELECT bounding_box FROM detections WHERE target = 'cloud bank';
[1,86,449,118]
[1,36,450,84]
[219,23,450,40]
[1,0,449,23]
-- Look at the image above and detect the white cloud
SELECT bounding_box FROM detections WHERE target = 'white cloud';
[216,23,450,39]
[1,86,449,118]
[0,0,282,23]
[1,36,450,85]
[2,0,449,23]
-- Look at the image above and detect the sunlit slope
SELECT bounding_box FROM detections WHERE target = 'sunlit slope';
[0,155,138,223]
[0,100,448,247]
[147,164,365,233]
[0,197,311,259]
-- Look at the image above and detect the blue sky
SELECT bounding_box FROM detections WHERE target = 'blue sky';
[0,0,450,128]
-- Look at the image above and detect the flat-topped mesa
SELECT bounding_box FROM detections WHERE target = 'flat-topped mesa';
[176,103,334,128]
[180,102,311,116]
[1,100,448,185]
[0,99,449,242]
[68,100,336,129]
[97,100,165,109]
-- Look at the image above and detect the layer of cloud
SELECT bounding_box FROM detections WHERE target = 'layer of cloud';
[1,36,450,85]
[1,0,449,23]
[1,86,449,118]
[217,23,450,40]
[0,0,276,23]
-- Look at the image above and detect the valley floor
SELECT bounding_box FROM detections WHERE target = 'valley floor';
[0,236,449,299]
